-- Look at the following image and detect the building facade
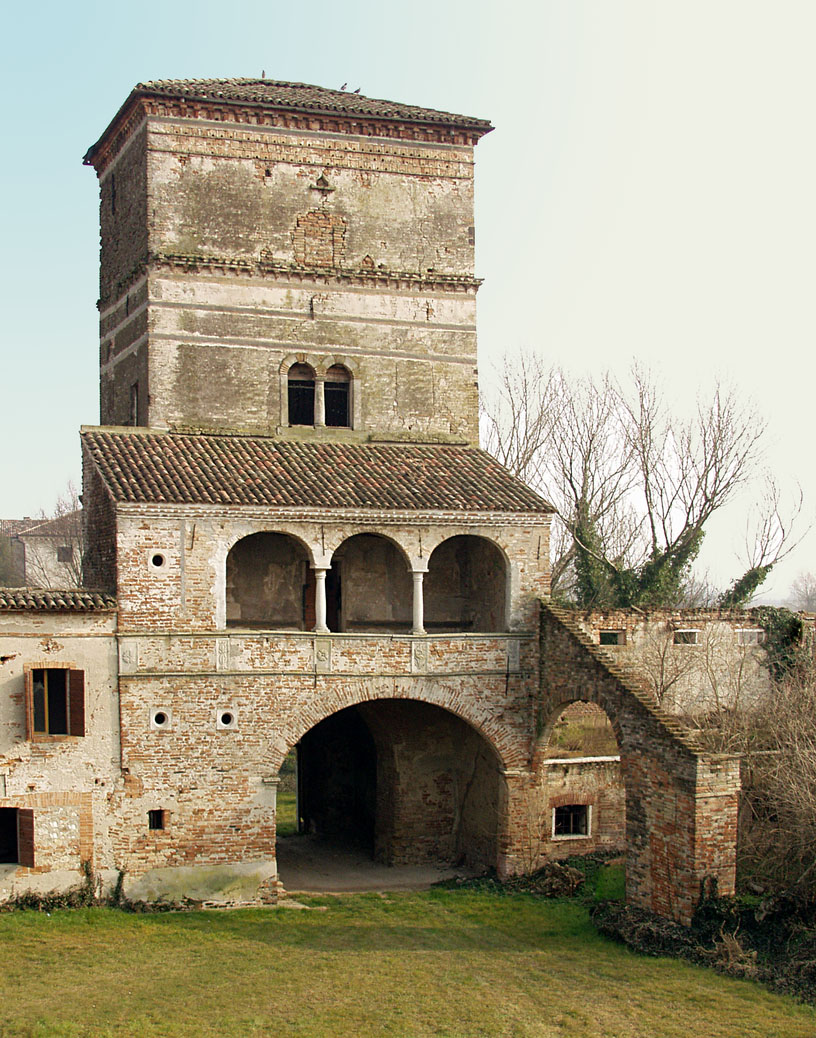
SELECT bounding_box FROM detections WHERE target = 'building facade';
[0,80,740,922]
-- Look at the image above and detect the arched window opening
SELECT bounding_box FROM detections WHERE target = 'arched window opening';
[424,535,507,632]
[324,365,351,428]
[332,534,411,633]
[288,363,315,426]
[536,701,624,865]
[226,532,311,629]
[544,701,618,759]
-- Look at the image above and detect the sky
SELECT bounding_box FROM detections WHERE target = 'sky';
[1,0,815,601]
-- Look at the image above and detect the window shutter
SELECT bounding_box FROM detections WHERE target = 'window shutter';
[24,669,34,740]
[17,809,35,868]
[68,670,86,737]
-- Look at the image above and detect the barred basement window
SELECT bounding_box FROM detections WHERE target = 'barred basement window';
[0,807,35,866]
[673,629,699,645]
[599,630,625,646]
[148,810,166,831]
[737,629,765,645]
[553,804,590,838]
[25,668,85,738]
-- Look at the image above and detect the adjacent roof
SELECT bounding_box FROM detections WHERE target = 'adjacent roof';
[0,589,116,611]
[85,78,492,166]
[17,511,81,540]
[0,518,41,537]
[81,429,552,514]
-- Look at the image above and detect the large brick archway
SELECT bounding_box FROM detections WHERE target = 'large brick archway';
[273,694,507,872]
[538,604,739,924]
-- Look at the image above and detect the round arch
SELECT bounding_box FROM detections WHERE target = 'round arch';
[425,534,510,633]
[273,692,509,873]
[267,683,514,778]
[329,531,414,633]
[225,531,314,630]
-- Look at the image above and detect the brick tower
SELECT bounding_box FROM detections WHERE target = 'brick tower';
[83,79,492,443]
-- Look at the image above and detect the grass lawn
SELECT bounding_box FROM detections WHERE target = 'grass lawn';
[0,884,813,1037]
[276,790,298,836]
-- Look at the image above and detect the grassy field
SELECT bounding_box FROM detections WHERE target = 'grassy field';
[0,876,813,1038]
[276,790,298,836]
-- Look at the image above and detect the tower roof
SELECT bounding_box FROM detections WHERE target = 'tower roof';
[84,78,492,168]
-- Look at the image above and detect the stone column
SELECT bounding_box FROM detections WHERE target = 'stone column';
[314,376,326,427]
[313,568,329,633]
[411,569,426,635]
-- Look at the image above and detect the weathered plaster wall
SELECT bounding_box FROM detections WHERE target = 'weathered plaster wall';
[575,609,773,714]
[98,117,482,441]
[0,610,119,897]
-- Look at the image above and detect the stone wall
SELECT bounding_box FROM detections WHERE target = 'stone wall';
[537,604,740,924]
[95,115,483,441]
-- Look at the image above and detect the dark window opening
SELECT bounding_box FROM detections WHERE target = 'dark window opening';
[0,808,19,864]
[599,630,625,646]
[28,669,85,738]
[130,383,140,426]
[32,668,68,735]
[324,365,351,428]
[288,364,315,425]
[554,804,589,837]
[673,629,699,645]
[57,545,73,563]
[148,810,166,831]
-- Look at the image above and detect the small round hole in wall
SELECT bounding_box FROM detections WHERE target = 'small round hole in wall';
[216,708,238,730]
[150,552,166,570]
[151,710,170,729]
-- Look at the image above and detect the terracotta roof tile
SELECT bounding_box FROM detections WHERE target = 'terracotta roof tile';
[81,430,552,515]
[0,589,116,611]
[135,78,491,131]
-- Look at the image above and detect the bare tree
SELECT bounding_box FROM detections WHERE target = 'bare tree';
[21,482,84,588]
[790,570,816,612]
[481,353,804,607]
[737,661,816,892]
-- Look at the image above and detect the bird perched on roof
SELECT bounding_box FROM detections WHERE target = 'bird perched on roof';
[353,87,361,94]
[340,82,347,90]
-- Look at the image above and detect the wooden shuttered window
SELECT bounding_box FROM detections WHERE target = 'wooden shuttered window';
[17,809,35,868]
[68,669,85,737]
[23,667,85,738]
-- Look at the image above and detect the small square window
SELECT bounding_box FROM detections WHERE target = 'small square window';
[599,630,625,646]
[673,629,699,645]
[56,545,73,563]
[553,804,590,838]
[148,810,166,831]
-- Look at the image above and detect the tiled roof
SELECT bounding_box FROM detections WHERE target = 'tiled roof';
[18,511,82,539]
[81,430,552,514]
[0,518,41,537]
[0,589,116,611]
[133,78,492,132]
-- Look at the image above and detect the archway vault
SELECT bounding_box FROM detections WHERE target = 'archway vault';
[278,696,505,873]
[267,679,518,777]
